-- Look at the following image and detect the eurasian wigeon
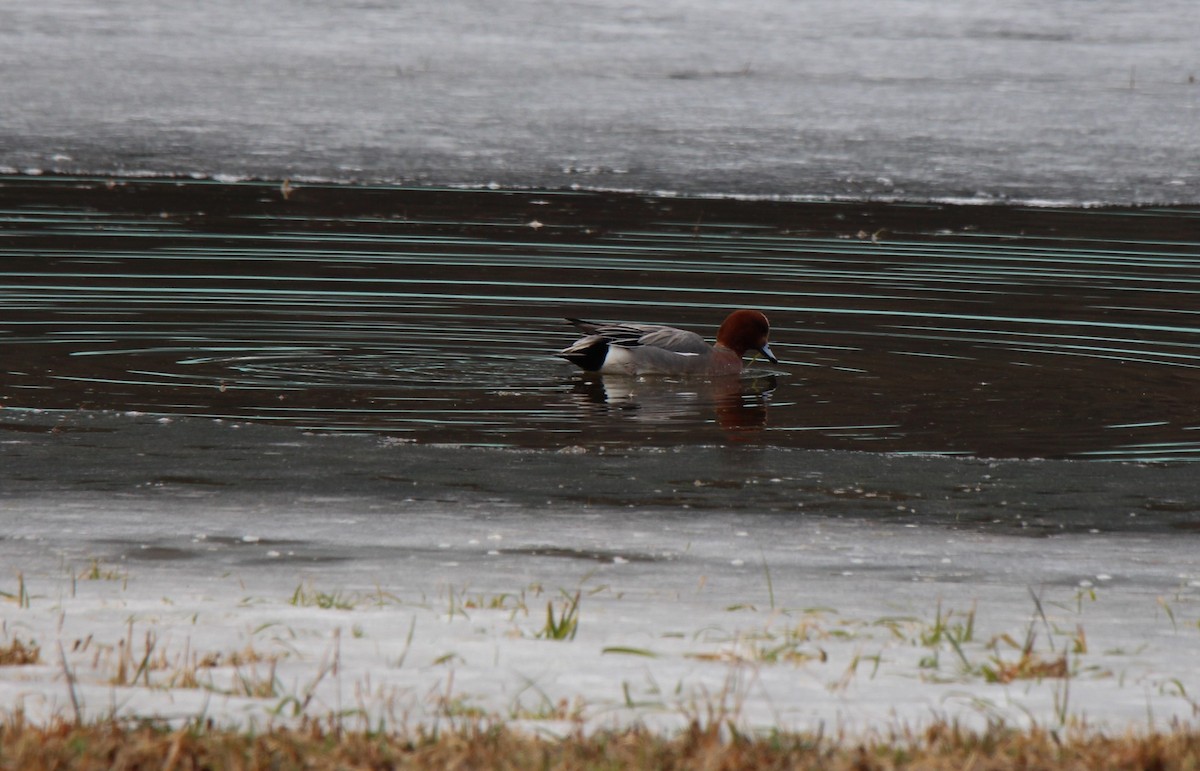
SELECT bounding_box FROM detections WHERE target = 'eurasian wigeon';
[557,309,779,376]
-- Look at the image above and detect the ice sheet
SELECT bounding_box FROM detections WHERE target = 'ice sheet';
[2,0,1198,202]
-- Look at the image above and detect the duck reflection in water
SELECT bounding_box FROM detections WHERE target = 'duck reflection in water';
[568,373,778,436]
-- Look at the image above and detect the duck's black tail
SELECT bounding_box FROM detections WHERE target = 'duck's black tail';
[557,329,609,371]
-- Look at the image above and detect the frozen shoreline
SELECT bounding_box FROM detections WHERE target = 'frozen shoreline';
[3,483,1198,735]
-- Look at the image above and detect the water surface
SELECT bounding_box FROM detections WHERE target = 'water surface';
[4,175,1200,461]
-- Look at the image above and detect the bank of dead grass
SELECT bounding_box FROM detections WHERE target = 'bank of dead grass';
[0,717,1198,770]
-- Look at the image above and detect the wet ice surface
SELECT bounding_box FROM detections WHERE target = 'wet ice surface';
[3,413,1200,731]
[2,0,1199,202]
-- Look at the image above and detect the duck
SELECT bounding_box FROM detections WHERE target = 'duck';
[557,309,779,376]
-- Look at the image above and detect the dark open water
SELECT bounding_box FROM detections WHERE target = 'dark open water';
[4,175,1200,462]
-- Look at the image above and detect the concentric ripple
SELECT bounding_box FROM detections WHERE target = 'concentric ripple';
[3,175,1200,460]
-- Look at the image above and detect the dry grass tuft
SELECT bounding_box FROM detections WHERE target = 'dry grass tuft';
[0,637,40,666]
[0,717,1198,770]
[981,651,1068,684]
